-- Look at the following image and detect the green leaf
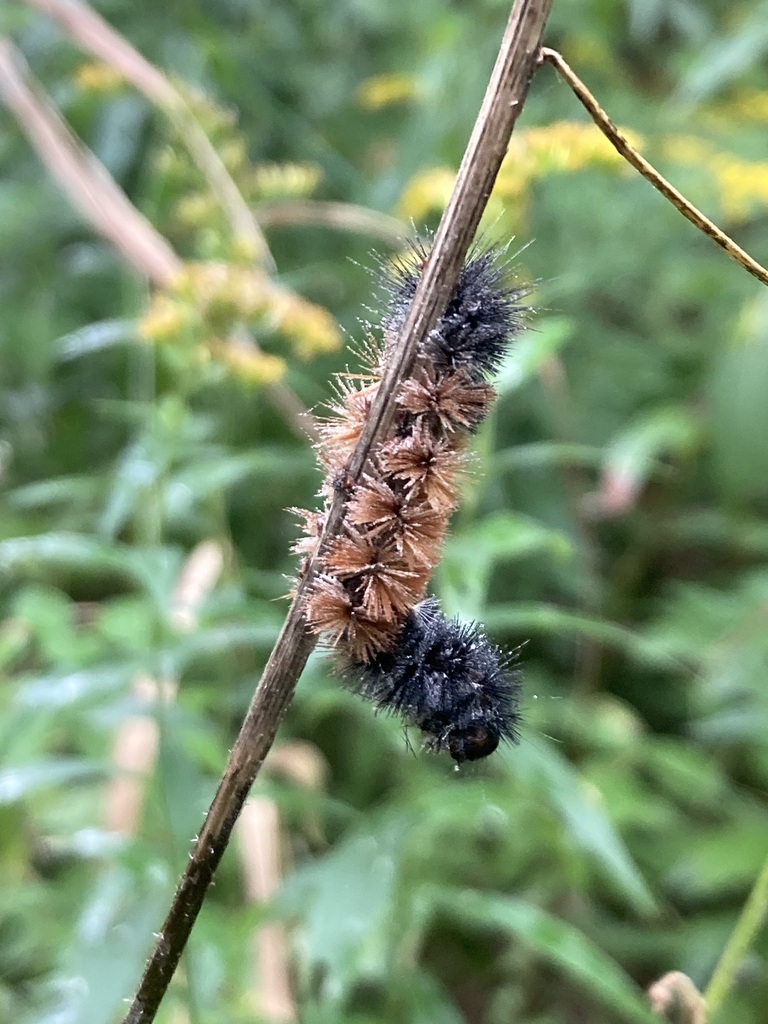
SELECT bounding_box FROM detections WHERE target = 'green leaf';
[15,662,136,710]
[711,292,768,503]
[494,316,574,394]
[600,406,701,511]
[433,888,658,1024]
[0,533,183,608]
[676,5,768,102]
[47,861,172,1024]
[55,319,138,362]
[510,739,658,917]
[484,603,682,670]
[278,814,412,1000]
[442,514,573,615]
[0,759,104,805]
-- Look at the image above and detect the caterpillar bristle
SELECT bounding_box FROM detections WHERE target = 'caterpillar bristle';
[351,598,521,763]
[397,366,497,433]
[378,432,464,508]
[382,244,529,378]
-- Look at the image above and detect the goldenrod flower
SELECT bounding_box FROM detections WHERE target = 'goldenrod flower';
[74,62,123,94]
[357,73,419,110]
[248,162,322,201]
[398,168,456,220]
[212,341,286,384]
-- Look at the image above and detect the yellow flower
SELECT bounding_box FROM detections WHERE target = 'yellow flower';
[248,162,322,200]
[74,62,123,94]
[266,287,341,358]
[357,73,419,110]
[398,168,456,220]
[138,295,194,344]
[218,139,247,175]
[661,135,716,166]
[175,193,221,227]
[230,236,261,264]
[711,155,768,220]
[140,259,340,376]
[212,341,286,384]
[507,121,638,175]
[710,88,768,125]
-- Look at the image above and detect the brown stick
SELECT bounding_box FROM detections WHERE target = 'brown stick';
[0,37,181,287]
[0,38,314,442]
[538,46,768,289]
[24,0,275,271]
[256,200,407,244]
[122,2,553,1021]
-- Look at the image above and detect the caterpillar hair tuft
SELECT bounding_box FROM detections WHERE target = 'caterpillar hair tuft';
[382,242,528,378]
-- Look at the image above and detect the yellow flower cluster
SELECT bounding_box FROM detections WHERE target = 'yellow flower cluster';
[662,135,768,221]
[397,168,456,221]
[713,88,768,124]
[174,193,221,229]
[207,340,286,385]
[155,84,322,251]
[265,289,340,360]
[398,121,641,221]
[356,73,419,110]
[709,155,768,220]
[247,162,322,201]
[499,120,641,188]
[137,294,198,345]
[74,62,124,94]
[660,135,716,167]
[138,261,341,384]
[175,82,239,135]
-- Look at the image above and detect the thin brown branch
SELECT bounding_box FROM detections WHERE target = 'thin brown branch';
[122,2,553,1021]
[0,39,313,441]
[538,46,768,288]
[24,0,276,272]
[0,37,181,287]
[256,200,407,244]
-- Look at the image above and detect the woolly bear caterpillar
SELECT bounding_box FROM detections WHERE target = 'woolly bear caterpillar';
[294,242,527,763]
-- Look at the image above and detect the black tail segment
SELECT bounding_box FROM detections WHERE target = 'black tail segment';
[350,598,521,763]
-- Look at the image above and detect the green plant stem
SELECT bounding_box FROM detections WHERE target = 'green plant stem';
[704,852,768,1018]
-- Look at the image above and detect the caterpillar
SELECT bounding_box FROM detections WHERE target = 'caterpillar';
[293,242,527,763]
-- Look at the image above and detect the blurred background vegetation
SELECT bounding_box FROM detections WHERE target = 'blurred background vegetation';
[2,1,768,1022]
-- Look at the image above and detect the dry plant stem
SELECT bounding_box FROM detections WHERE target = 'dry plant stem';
[538,47,768,289]
[122,2,553,1021]
[24,0,275,272]
[705,851,768,1019]
[0,37,180,286]
[256,200,407,244]
[0,38,311,441]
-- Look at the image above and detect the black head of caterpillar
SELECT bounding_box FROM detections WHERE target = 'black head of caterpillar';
[347,598,521,763]
[381,243,529,380]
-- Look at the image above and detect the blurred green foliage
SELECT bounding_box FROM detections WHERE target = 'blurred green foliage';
[2,1,768,1022]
